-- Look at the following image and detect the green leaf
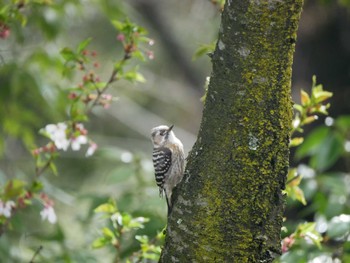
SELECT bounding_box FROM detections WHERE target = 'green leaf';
[193,42,216,60]
[112,19,148,38]
[318,173,347,196]
[293,104,303,113]
[295,222,323,249]
[49,161,58,176]
[4,179,26,199]
[137,36,151,43]
[72,113,88,122]
[90,82,108,90]
[0,5,10,16]
[77,38,92,53]
[311,75,318,89]
[313,91,333,104]
[301,89,310,106]
[286,185,307,205]
[121,212,131,227]
[286,169,306,205]
[112,20,124,31]
[129,217,149,229]
[135,25,148,35]
[135,235,149,244]
[114,60,126,72]
[70,101,86,122]
[302,115,318,125]
[92,237,109,249]
[19,12,27,26]
[309,132,343,171]
[116,213,149,231]
[94,202,117,214]
[60,47,77,62]
[102,227,115,239]
[289,137,304,148]
[39,127,51,139]
[327,214,350,239]
[132,50,146,61]
[296,126,330,160]
[30,180,43,192]
[143,252,161,260]
[286,168,298,182]
[123,70,146,83]
[310,103,330,115]
[156,229,166,241]
[335,115,350,134]
[310,75,332,104]
[134,72,146,83]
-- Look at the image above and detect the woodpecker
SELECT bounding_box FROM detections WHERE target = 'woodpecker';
[151,125,185,215]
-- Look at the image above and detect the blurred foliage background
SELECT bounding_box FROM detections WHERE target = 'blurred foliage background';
[0,0,349,262]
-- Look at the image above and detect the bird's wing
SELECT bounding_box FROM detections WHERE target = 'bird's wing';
[152,147,172,189]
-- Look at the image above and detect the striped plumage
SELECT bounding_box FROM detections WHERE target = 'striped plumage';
[151,125,185,215]
[153,147,172,197]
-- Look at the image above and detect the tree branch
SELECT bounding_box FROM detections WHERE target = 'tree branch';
[29,246,43,263]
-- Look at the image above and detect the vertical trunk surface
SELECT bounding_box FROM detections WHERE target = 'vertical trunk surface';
[160,0,303,262]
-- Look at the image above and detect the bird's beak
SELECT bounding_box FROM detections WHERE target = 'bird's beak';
[167,125,174,134]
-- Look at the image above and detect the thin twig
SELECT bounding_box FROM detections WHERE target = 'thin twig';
[86,53,130,114]
[29,245,43,263]
[35,157,53,178]
[32,50,130,179]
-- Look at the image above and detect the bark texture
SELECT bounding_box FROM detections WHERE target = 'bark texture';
[160,0,304,262]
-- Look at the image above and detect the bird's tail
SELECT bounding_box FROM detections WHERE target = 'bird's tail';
[164,190,172,216]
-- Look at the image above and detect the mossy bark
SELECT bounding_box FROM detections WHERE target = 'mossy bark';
[160,0,304,262]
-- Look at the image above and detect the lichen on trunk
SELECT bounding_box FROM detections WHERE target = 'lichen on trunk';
[160,0,304,262]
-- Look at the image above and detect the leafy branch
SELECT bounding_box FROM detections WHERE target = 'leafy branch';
[290,75,333,147]
[32,19,153,180]
[286,76,333,205]
[0,0,50,40]
[93,199,164,263]
[282,76,332,254]
[0,18,153,236]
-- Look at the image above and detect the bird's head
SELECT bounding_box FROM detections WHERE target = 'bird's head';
[151,125,175,148]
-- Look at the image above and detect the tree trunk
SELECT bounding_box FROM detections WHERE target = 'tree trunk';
[160,0,304,262]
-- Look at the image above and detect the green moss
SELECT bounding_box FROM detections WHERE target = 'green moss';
[160,1,304,262]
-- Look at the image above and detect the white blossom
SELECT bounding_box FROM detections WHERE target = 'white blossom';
[292,118,300,129]
[71,135,88,151]
[40,206,57,224]
[44,122,89,152]
[86,143,97,157]
[45,123,70,151]
[0,200,16,218]
[75,123,85,131]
